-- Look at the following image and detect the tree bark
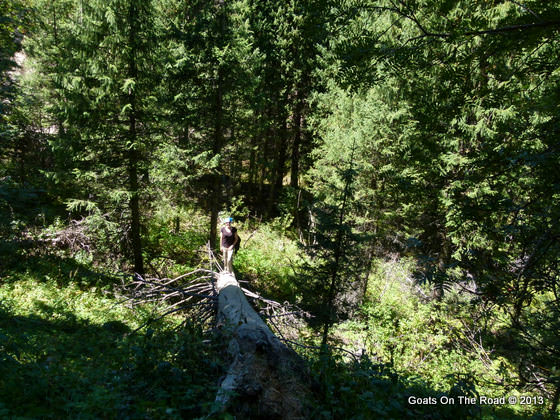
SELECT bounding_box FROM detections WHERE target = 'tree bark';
[209,6,225,250]
[209,75,223,249]
[214,272,310,419]
[258,115,270,207]
[127,0,144,276]
[210,192,219,250]
[290,93,303,189]
[249,133,257,187]
[270,110,288,215]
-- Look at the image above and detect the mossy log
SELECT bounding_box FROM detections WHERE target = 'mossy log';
[214,272,310,419]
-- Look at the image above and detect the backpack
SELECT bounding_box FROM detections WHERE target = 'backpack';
[234,234,241,252]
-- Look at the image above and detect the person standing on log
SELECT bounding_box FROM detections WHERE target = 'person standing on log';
[220,217,239,273]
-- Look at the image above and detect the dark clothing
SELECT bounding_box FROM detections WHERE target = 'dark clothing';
[221,226,237,248]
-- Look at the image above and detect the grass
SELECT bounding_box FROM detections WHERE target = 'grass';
[235,220,306,302]
[331,257,552,420]
[1,209,555,419]
[0,265,223,419]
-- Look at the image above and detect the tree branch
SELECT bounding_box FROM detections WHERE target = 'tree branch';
[357,1,560,41]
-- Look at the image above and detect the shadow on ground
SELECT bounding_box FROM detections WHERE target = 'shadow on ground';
[0,302,221,419]
[0,239,122,288]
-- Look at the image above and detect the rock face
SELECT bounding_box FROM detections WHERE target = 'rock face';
[215,272,310,419]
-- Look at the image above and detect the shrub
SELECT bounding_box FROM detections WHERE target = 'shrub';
[332,257,548,418]
[234,219,306,302]
[0,274,223,419]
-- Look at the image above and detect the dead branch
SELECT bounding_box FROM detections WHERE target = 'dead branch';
[119,269,218,331]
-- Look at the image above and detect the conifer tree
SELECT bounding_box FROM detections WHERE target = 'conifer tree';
[317,0,560,400]
[0,0,31,181]
[27,0,163,274]
[247,0,328,211]
[303,112,367,349]
[162,0,259,246]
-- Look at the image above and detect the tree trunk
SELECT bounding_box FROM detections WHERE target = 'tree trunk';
[249,133,257,187]
[210,191,219,250]
[209,81,223,249]
[320,138,356,350]
[127,0,144,276]
[258,117,270,207]
[361,243,376,303]
[209,7,225,250]
[214,272,311,419]
[128,146,144,276]
[290,94,303,189]
[269,111,288,215]
[433,237,450,301]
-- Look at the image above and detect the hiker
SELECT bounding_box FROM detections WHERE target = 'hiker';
[220,217,239,273]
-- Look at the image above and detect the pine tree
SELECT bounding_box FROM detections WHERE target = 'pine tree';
[247,0,329,212]
[317,0,560,403]
[0,0,32,181]
[161,0,260,247]
[303,103,368,349]
[27,0,164,274]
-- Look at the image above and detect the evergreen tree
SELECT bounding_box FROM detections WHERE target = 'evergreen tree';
[247,0,328,212]
[161,0,259,247]
[27,0,163,274]
[1,0,31,181]
[316,0,560,400]
[303,109,367,348]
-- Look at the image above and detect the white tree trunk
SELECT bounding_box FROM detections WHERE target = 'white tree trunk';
[214,272,310,419]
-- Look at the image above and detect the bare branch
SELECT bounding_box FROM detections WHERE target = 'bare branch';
[510,1,542,21]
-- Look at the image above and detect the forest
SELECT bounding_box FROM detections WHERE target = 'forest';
[1,0,559,418]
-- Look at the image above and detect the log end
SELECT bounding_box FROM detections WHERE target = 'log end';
[217,272,238,290]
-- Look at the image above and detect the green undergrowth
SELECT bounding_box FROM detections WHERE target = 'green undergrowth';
[306,351,481,420]
[3,209,553,419]
[143,207,208,277]
[234,219,306,302]
[221,219,545,418]
[0,270,224,419]
[330,258,550,419]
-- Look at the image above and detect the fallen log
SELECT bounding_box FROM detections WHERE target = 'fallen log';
[214,272,311,419]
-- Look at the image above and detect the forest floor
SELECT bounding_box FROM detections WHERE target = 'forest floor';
[0,218,553,419]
